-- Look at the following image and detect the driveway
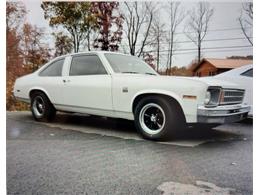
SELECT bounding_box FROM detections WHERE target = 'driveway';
[7,111,253,195]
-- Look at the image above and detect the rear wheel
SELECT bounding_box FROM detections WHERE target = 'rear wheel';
[134,96,185,141]
[31,92,56,122]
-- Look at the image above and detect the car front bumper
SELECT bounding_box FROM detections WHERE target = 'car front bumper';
[197,104,250,123]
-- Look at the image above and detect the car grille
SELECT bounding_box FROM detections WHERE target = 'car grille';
[220,89,245,105]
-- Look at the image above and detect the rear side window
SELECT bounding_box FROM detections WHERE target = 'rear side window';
[241,68,253,77]
[39,59,64,77]
[70,55,107,76]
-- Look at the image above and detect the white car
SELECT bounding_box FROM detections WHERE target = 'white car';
[214,64,253,117]
[13,51,250,140]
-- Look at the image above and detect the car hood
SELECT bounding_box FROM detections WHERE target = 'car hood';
[153,75,243,89]
[183,76,242,89]
[117,74,244,90]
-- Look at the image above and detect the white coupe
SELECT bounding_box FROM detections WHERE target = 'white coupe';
[14,51,250,140]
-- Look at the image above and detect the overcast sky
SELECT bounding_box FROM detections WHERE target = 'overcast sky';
[22,0,253,68]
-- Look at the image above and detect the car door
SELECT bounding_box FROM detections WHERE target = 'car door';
[61,54,113,113]
[37,57,66,105]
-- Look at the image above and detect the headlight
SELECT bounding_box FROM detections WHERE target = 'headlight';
[204,87,222,107]
[204,91,211,104]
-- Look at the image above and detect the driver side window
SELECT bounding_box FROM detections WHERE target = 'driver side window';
[69,55,107,76]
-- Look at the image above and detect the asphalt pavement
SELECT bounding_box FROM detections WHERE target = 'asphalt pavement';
[7,111,253,195]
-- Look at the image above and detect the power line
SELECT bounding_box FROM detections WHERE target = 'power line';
[156,48,253,56]
[133,27,253,42]
[165,37,253,44]
[132,27,252,39]
[171,27,252,35]
[144,45,252,53]
[120,37,253,47]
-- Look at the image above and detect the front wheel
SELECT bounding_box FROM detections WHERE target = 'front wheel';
[31,92,56,122]
[134,96,185,141]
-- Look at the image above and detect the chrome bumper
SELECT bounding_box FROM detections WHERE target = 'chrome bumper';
[197,104,250,123]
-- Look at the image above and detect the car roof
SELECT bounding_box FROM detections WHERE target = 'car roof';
[36,51,140,73]
[215,64,253,77]
[57,51,132,59]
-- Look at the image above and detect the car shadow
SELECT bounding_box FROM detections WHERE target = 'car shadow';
[53,113,137,133]
[175,125,241,141]
[15,112,246,142]
[52,113,245,142]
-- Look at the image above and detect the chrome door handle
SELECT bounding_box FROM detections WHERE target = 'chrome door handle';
[63,79,71,83]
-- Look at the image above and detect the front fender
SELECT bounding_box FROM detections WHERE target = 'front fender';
[131,89,184,110]
[131,89,199,123]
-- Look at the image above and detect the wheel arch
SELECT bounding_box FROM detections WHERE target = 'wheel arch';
[29,87,53,103]
[131,90,186,123]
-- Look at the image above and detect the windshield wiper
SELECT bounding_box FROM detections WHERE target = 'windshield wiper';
[145,72,157,75]
[121,71,157,75]
[121,71,139,74]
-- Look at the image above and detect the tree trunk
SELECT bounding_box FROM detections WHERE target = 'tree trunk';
[169,31,174,76]
[156,35,160,72]
[198,44,201,64]
[198,34,201,64]
[87,31,91,51]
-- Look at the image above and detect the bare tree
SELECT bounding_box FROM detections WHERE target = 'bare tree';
[149,11,167,72]
[123,2,154,57]
[239,2,253,46]
[166,2,184,75]
[185,2,214,64]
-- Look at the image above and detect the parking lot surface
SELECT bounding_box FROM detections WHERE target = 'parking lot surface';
[7,111,252,195]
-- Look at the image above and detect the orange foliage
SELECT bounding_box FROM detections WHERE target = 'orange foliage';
[6,2,51,111]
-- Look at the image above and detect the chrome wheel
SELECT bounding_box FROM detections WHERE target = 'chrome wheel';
[139,103,166,135]
[32,96,45,118]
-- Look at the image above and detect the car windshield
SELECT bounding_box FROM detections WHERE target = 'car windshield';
[104,53,158,75]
